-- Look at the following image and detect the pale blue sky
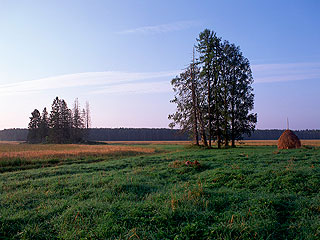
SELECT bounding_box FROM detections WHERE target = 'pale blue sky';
[0,0,319,130]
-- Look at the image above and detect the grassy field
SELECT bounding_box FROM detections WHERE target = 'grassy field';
[0,142,320,239]
[0,143,156,173]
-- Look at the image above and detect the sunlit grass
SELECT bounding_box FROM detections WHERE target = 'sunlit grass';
[0,142,320,239]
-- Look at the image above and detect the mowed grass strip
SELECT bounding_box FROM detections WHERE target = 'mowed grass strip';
[0,143,157,172]
[0,144,320,239]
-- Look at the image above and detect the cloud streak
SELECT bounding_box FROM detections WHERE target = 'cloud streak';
[91,81,171,95]
[0,70,179,96]
[1,62,318,97]
[118,20,199,34]
[252,62,320,83]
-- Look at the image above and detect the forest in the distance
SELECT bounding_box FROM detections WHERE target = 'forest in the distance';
[1,128,320,141]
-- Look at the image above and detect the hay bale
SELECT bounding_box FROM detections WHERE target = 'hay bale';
[277,130,301,149]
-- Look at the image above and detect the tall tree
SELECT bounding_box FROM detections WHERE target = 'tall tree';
[170,29,257,148]
[39,107,49,143]
[48,97,72,143]
[228,45,257,147]
[60,99,72,143]
[48,97,62,143]
[191,48,199,145]
[196,29,222,148]
[27,109,41,143]
[169,62,202,145]
[72,98,85,142]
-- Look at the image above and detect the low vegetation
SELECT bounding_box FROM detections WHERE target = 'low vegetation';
[0,142,320,239]
[0,143,156,173]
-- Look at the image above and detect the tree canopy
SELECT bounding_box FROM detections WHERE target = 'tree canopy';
[169,29,257,148]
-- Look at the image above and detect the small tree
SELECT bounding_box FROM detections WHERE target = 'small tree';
[84,101,91,129]
[82,101,91,141]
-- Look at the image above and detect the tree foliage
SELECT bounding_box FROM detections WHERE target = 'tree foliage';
[27,97,90,144]
[27,109,41,143]
[169,29,257,148]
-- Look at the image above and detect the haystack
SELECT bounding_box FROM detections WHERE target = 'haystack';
[277,130,301,149]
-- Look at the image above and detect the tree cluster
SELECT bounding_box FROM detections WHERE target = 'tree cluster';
[27,97,91,143]
[169,29,257,148]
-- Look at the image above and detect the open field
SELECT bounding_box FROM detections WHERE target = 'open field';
[1,142,320,239]
[2,139,320,147]
[0,143,156,173]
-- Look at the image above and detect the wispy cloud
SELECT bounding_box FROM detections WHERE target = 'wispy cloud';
[118,20,199,34]
[252,62,320,83]
[2,62,317,97]
[91,81,171,95]
[0,70,179,96]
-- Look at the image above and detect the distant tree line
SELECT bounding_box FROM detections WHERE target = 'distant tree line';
[0,129,28,141]
[27,97,91,143]
[1,128,320,142]
[242,129,320,140]
[169,29,257,148]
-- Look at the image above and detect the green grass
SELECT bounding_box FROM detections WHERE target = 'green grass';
[1,144,320,239]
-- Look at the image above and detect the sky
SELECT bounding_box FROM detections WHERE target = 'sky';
[0,0,320,130]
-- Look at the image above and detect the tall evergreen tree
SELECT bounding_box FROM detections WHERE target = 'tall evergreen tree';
[60,99,72,143]
[49,97,62,143]
[169,59,209,146]
[169,67,195,136]
[39,107,49,143]
[196,29,223,148]
[228,45,257,147]
[27,109,41,143]
[48,97,72,143]
[72,98,85,142]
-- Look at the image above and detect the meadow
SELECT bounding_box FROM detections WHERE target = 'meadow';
[0,141,320,239]
[0,143,156,173]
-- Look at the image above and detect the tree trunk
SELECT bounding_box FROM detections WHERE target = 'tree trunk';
[191,62,199,146]
[217,119,221,149]
[201,129,208,146]
[207,72,212,148]
[224,75,229,147]
[231,105,236,148]
[214,71,221,149]
[197,105,208,147]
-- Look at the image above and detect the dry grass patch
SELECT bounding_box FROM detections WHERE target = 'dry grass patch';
[0,143,155,160]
